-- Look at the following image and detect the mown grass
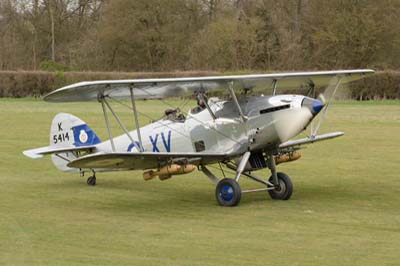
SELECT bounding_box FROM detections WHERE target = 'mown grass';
[0,99,399,266]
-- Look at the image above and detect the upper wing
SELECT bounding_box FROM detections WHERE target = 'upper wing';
[67,152,236,170]
[44,69,374,102]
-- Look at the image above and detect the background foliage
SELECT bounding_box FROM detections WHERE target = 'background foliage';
[1,0,400,72]
[1,0,400,99]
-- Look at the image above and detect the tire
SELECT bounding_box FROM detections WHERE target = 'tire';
[87,176,96,186]
[268,172,293,200]
[215,178,241,207]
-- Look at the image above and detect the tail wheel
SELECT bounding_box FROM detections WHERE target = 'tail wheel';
[215,178,241,207]
[268,172,293,200]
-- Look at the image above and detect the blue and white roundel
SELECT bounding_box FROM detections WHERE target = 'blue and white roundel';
[79,130,88,143]
[72,124,101,147]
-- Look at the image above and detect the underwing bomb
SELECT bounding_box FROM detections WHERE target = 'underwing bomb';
[143,164,196,181]
[275,151,301,165]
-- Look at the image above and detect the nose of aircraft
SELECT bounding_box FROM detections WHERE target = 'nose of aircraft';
[302,97,324,115]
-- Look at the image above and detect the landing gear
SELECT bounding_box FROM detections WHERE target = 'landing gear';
[266,155,293,200]
[214,151,250,206]
[268,172,293,200]
[205,152,294,206]
[216,178,241,206]
[87,175,96,186]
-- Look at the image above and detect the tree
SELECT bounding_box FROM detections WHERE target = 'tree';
[1,0,400,71]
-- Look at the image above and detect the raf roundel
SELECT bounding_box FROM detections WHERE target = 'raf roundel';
[79,129,88,143]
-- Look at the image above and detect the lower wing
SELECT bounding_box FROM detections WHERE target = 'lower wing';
[67,152,236,170]
[279,131,344,149]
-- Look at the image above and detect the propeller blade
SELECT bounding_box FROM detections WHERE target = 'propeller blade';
[312,76,343,136]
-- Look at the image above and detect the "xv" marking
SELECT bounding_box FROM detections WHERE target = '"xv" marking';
[149,131,171,152]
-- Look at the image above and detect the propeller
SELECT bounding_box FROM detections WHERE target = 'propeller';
[311,76,343,137]
[317,76,341,104]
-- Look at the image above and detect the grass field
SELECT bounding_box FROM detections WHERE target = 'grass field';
[1,99,400,266]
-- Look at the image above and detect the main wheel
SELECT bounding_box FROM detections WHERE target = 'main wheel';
[268,172,293,200]
[87,176,96,186]
[215,178,241,207]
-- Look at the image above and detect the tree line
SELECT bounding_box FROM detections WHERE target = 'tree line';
[1,0,400,72]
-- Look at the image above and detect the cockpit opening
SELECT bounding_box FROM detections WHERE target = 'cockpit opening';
[163,108,185,122]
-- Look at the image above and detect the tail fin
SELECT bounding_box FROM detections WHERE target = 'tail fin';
[24,113,101,172]
[50,113,101,172]
[50,113,100,148]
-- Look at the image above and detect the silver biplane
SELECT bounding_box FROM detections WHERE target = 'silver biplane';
[23,69,374,206]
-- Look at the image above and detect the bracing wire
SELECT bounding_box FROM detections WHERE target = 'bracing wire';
[107,96,192,142]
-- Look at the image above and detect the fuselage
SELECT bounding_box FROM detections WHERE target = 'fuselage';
[95,94,323,156]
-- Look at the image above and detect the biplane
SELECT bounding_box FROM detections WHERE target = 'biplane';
[23,69,374,206]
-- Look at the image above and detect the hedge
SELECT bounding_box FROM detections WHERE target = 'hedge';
[350,71,400,100]
[0,70,399,99]
[0,71,218,98]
